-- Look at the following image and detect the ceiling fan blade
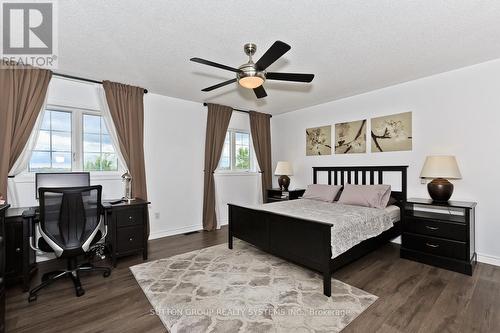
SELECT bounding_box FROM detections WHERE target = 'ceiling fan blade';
[266,72,315,82]
[253,85,267,99]
[255,41,291,70]
[201,78,237,92]
[190,57,241,73]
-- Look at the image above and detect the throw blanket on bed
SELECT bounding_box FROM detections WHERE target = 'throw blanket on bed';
[247,199,395,258]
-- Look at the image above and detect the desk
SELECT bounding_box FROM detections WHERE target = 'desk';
[5,199,150,291]
[1,204,11,333]
[4,207,37,291]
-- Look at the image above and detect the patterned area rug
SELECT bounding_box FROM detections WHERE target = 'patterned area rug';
[130,240,377,333]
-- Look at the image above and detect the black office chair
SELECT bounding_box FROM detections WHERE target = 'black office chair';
[28,185,111,302]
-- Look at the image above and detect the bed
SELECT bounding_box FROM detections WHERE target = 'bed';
[228,165,408,296]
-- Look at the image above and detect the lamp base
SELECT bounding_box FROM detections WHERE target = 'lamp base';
[427,178,454,202]
[278,175,290,191]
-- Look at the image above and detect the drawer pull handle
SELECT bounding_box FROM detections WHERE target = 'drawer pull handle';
[426,243,439,248]
[425,226,439,231]
[129,216,133,220]
[15,247,21,253]
[129,237,134,242]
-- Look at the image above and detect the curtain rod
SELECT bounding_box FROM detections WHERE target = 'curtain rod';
[202,103,272,117]
[53,72,148,94]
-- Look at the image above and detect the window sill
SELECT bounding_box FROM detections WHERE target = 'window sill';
[10,171,124,183]
[214,172,261,177]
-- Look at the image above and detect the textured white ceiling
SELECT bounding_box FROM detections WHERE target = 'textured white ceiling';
[57,0,500,114]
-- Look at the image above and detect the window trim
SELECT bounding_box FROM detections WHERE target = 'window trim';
[27,104,123,176]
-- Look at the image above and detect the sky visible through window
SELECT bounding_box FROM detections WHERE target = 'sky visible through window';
[83,114,118,171]
[30,110,72,172]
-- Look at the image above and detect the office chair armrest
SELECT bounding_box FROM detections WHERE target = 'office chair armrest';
[29,236,41,252]
[22,208,41,252]
[100,225,108,240]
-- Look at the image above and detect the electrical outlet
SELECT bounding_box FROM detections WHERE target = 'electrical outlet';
[154,212,160,219]
[420,178,427,184]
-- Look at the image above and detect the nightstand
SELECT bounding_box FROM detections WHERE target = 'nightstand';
[266,188,305,203]
[401,198,476,275]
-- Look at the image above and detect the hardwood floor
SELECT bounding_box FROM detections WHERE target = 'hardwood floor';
[6,227,500,333]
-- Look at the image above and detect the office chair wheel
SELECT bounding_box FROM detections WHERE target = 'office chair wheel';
[103,270,111,278]
[76,287,85,297]
[28,294,37,302]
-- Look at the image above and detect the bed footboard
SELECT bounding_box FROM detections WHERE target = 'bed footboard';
[228,204,333,296]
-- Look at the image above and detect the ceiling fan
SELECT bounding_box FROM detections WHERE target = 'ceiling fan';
[190,41,315,99]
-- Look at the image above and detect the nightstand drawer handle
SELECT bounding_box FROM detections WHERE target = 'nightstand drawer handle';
[426,243,439,248]
[425,226,439,231]
[129,216,133,220]
[129,237,134,242]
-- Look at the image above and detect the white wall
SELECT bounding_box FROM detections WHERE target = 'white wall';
[214,112,262,226]
[271,58,500,266]
[143,94,206,238]
[8,78,261,241]
[141,97,262,237]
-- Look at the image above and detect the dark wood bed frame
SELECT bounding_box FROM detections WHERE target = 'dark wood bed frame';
[228,165,408,296]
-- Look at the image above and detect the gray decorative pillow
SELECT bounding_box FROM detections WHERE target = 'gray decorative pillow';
[338,184,392,209]
[302,184,343,203]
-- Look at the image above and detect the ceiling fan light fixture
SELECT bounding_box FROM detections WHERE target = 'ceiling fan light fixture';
[238,76,264,89]
[191,41,315,99]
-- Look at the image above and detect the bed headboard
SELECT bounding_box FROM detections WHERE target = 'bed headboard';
[312,165,408,203]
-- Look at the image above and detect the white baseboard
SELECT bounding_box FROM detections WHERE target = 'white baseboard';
[149,224,203,240]
[476,253,500,267]
[218,219,228,227]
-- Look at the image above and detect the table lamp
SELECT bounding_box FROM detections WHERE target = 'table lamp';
[420,155,462,202]
[275,161,293,191]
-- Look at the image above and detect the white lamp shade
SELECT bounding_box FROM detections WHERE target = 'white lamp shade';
[275,161,293,176]
[420,156,462,179]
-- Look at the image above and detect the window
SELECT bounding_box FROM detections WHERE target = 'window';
[218,129,252,172]
[29,108,119,173]
[83,115,118,171]
[30,110,72,172]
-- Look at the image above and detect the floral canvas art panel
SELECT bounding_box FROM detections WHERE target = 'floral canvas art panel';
[306,125,332,155]
[335,120,367,154]
[371,112,412,152]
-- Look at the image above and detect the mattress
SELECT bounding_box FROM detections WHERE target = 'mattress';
[248,199,399,258]
[385,204,401,224]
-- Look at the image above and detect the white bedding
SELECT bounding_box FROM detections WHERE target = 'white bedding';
[246,199,399,258]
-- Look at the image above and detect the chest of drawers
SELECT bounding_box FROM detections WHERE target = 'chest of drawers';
[103,199,150,267]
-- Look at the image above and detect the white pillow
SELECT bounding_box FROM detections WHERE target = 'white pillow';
[302,184,343,202]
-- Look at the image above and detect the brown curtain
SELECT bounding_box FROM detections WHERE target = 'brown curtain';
[102,81,147,201]
[249,111,272,203]
[0,61,52,199]
[203,103,233,231]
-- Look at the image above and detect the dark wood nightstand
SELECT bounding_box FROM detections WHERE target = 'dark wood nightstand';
[266,188,305,203]
[401,198,476,275]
